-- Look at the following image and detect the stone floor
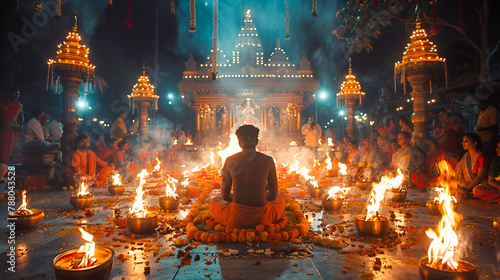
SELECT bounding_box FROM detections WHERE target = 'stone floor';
[0,180,499,280]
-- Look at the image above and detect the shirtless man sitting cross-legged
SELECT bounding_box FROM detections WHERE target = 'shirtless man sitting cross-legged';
[209,124,285,229]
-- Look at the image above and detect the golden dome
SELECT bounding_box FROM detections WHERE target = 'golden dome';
[395,22,445,68]
[128,69,158,99]
[337,58,365,99]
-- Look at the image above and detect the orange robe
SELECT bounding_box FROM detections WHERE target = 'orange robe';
[209,195,285,229]
[68,149,111,187]
[0,100,22,164]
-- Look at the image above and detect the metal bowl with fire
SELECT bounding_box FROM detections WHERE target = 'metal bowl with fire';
[51,227,115,280]
[307,179,324,199]
[355,172,403,236]
[176,174,191,198]
[127,170,158,234]
[355,179,371,191]
[108,174,126,196]
[70,182,94,209]
[419,160,478,280]
[8,190,44,230]
[426,187,457,216]
[151,157,163,178]
[337,162,348,183]
[322,186,350,211]
[386,170,407,202]
[159,175,179,211]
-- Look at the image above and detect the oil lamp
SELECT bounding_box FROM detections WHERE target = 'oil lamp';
[108,174,125,195]
[306,179,323,199]
[176,175,191,197]
[427,187,457,216]
[322,186,350,211]
[51,228,115,280]
[324,151,334,177]
[159,175,179,211]
[127,170,158,233]
[70,182,94,209]
[152,157,162,178]
[8,190,44,230]
[337,162,347,182]
[386,169,406,202]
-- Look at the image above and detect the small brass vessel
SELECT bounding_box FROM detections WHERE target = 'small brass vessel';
[418,257,478,280]
[389,189,407,202]
[426,200,457,216]
[159,196,179,211]
[51,246,115,280]
[308,187,324,199]
[108,185,126,196]
[127,211,158,234]
[493,218,500,232]
[9,209,44,230]
[356,181,371,190]
[322,197,343,211]
[354,214,390,236]
[70,194,94,209]
[176,187,190,198]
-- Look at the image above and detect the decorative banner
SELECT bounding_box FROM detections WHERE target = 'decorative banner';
[171,0,175,18]
[107,0,113,11]
[55,0,61,21]
[312,0,317,17]
[211,0,218,80]
[126,0,133,28]
[35,0,43,11]
[285,0,290,40]
[189,0,196,32]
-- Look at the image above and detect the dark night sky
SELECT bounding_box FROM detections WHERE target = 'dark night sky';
[1,0,499,131]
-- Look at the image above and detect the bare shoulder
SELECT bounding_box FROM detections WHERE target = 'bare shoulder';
[256,152,275,164]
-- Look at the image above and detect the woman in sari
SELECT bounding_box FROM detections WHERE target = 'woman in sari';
[455,133,490,197]
[473,139,500,203]
[0,88,23,164]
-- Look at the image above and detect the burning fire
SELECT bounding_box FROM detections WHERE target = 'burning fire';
[313,158,320,169]
[112,174,122,186]
[325,151,333,172]
[165,175,179,199]
[217,133,242,165]
[180,177,189,188]
[326,186,350,200]
[76,182,90,197]
[210,151,215,165]
[365,169,404,221]
[185,137,193,145]
[289,141,297,146]
[338,162,347,175]
[75,227,96,268]
[129,169,149,218]
[425,160,462,270]
[16,190,33,215]
[327,137,334,146]
[154,157,161,172]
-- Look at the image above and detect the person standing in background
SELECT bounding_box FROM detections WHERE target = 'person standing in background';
[0,87,23,164]
[301,116,322,153]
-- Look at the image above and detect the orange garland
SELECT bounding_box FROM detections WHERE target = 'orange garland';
[179,187,310,244]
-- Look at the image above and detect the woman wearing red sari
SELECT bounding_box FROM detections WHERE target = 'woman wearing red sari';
[0,88,23,164]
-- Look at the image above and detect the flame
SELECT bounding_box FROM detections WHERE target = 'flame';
[112,174,122,186]
[210,151,215,165]
[432,187,457,205]
[165,175,179,199]
[180,177,189,188]
[185,137,193,145]
[325,151,332,171]
[425,160,462,270]
[313,158,320,169]
[154,157,161,172]
[16,190,32,214]
[217,134,242,165]
[76,227,96,268]
[76,182,90,197]
[365,169,404,221]
[338,162,347,175]
[173,139,178,145]
[326,186,350,200]
[389,169,405,191]
[289,141,297,146]
[327,138,334,146]
[129,169,149,218]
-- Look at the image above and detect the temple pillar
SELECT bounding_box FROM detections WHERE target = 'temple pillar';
[407,72,432,144]
[137,101,150,139]
[59,73,82,159]
[345,98,356,140]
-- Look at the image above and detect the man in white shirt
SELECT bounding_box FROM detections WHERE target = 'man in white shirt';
[301,116,322,152]
[46,114,63,142]
[21,109,59,152]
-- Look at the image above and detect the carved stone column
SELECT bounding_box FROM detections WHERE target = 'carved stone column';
[59,73,82,158]
[407,70,432,143]
[138,101,150,138]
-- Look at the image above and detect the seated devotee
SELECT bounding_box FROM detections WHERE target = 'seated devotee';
[209,124,285,229]
[41,114,49,140]
[399,117,413,134]
[136,139,153,168]
[46,114,63,142]
[376,136,391,168]
[471,139,500,203]
[433,111,463,155]
[346,140,361,178]
[96,137,118,162]
[67,134,113,187]
[112,139,138,176]
[111,110,132,142]
[90,133,106,155]
[391,132,424,178]
[21,109,59,153]
[411,138,458,189]
[455,133,490,198]
[357,139,384,181]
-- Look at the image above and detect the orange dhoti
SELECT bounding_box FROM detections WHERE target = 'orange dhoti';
[209,195,285,229]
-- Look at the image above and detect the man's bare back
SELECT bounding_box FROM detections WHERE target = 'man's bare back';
[221,149,278,207]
